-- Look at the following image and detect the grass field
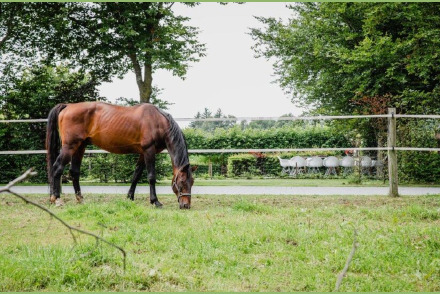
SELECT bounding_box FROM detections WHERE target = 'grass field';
[1,193,439,291]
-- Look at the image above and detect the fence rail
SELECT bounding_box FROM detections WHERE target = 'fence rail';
[1,147,440,155]
[1,114,440,124]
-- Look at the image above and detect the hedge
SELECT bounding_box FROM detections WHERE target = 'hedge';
[0,125,352,183]
[227,154,258,177]
[183,125,351,150]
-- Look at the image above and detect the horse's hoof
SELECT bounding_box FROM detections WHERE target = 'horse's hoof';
[154,201,163,208]
[55,198,64,207]
[50,195,57,204]
[76,195,84,204]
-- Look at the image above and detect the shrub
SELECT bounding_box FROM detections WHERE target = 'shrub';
[227,154,257,177]
[86,153,172,183]
[397,120,440,183]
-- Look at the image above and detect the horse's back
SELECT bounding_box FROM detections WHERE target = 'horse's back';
[58,102,168,154]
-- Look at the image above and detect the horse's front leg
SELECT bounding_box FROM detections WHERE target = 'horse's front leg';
[127,155,145,201]
[144,148,162,208]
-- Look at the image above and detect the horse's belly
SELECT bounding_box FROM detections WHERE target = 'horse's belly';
[90,137,143,154]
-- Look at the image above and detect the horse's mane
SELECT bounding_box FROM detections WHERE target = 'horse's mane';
[157,108,189,169]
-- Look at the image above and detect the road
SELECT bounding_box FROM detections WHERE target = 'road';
[9,185,440,196]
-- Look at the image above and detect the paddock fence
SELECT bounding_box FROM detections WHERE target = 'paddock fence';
[1,108,440,196]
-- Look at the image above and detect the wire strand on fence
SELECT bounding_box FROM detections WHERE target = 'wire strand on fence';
[2,114,440,124]
[0,119,48,123]
[1,147,439,155]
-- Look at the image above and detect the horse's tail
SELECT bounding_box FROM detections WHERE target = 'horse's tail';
[46,104,67,182]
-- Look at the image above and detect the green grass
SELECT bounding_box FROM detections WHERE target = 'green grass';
[1,193,440,291]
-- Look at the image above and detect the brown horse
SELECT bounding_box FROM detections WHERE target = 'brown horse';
[46,102,196,209]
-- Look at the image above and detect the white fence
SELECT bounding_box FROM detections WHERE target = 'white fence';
[1,109,439,196]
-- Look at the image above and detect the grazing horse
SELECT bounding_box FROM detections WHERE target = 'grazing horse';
[46,102,196,209]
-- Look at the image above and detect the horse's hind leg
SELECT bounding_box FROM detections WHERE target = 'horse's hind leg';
[127,154,145,201]
[70,143,86,204]
[51,144,80,206]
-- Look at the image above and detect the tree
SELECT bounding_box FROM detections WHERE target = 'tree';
[1,3,206,103]
[251,3,440,182]
[250,3,440,115]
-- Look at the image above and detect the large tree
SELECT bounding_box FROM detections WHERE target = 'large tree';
[1,3,206,103]
[250,2,440,115]
[251,3,440,180]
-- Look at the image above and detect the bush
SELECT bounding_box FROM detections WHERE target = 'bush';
[397,120,440,183]
[86,153,172,183]
[184,125,351,150]
[399,152,440,183]
[227,154,258,177]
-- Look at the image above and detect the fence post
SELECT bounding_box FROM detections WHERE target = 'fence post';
[388,108,399,197]
[208,161,213,179]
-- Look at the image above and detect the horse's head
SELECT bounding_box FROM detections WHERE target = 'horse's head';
[172,164,197,209]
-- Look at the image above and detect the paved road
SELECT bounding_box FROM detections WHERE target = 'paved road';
[10,185,440,196]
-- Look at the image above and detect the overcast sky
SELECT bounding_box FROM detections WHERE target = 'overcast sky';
[98,2,301,119]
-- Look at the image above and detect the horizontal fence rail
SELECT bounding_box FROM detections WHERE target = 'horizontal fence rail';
[1,147,439,155]
[1,114,440,124]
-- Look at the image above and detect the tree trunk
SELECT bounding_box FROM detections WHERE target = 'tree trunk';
[140,64,153,103]
[129,53,152,103]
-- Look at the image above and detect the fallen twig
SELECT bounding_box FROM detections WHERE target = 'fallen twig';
[334,229,358,291]
[0,169,127,272]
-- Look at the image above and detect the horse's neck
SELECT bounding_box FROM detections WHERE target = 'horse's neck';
[165,135,189,170]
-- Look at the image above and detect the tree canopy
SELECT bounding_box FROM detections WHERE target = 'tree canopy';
[250,2,440,115]
[1,2,206,103]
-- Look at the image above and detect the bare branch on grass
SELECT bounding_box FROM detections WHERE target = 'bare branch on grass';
[334,229,358,292]
[0,168,127,272]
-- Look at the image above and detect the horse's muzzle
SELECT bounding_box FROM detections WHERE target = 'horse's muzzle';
[179,203,191,209]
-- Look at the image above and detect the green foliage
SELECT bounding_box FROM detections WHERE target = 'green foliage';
[250,2,440,154]
[397,120,440,183]
[227,154,257,177]
[251,3,440,115]
[250,2,440,183]
[86,153,172,183]
[184,125,350,150]
[184,125,350,178]
[1,3,206,102]
[0,65,102,183]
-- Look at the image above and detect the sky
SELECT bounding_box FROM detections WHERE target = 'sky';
[98,2,301,120]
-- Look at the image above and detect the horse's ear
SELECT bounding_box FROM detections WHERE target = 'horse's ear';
[191,165,198,172]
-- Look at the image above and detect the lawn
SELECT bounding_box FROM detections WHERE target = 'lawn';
[0,193,439,291]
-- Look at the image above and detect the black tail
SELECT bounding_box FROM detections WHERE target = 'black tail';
[46,104,67,184]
